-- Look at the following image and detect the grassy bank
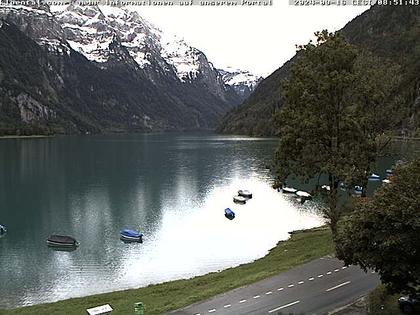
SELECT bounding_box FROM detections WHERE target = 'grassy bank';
[0,227,333,315]
[368,285,402,315]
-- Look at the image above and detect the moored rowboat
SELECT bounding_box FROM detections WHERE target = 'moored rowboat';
[47,235,79,247]
[120,229,143,242]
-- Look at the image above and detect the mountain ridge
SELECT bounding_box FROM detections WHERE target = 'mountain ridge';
[0,4,261,135]
[217,5,420,136]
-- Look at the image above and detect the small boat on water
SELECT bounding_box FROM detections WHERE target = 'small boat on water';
[238,190,252,199]
[295,191,312,199]
[0,225,6,235]
[120,229,143,242]
[354,186,363,195]
[382,179,391,184]
[224,208,235,220]
[386,169,393,175]
[233,195,247,204]
[47,235,79,248]
[282,186,297,194]
[368,173,380,181]
[321,185,331,191]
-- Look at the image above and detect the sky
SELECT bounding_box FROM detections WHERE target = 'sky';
[132,3,370,77]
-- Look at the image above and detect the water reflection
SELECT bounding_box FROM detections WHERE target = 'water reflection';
[0,133,323,308]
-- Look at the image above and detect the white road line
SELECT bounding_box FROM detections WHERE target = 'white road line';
[239,299,247,303]
[334,269,340,272]
[268,300,300,313]
[253,295,260,299]
[327,271,332,275]
[208,309,216,313]
[224,304,231,308]
[265,291,273,295]
[288,284,294,288]
[194,313,201,315]
[318,274,324,278]
[342,266,347,269]
[326,281,351,292]
[277,287,284,291]
[298,281,304,284]
[308,277,314,281]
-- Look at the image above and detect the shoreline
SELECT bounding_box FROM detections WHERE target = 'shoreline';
[0,135,52,140]
[0,226,333,315]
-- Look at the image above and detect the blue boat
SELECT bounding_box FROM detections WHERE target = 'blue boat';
[0,225,6,235]
[224,208,235,220]
[120,229,143,242]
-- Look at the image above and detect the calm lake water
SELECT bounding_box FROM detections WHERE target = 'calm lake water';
[0,133,325,308]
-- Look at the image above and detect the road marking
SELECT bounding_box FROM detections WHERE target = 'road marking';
[253,295,260,299]
[268,300,300,313]
[224,304,231,308]
[194,313,201,315]
[208,309,216,313]
[298,281,304,284]
[326,281,351,292]
[277,287,284,291]
[288,284,294,288]
[342,266,347,269]
[327,271,332,275]
[265,291,273,295]
[239,299,247,303]
[334,269,340,272]
[308,277,314,281]
[317,274,324,278]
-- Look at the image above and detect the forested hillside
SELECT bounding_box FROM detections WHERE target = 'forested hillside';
[218,5,420,136]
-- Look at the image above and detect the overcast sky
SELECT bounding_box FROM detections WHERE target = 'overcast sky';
[133,3,370,77]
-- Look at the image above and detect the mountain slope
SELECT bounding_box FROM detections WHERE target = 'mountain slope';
[0,5,260,135]
[218,5,420,136]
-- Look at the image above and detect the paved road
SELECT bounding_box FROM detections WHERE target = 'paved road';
[169,256,380,315]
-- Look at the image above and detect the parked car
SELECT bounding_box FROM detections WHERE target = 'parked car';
[399,294,420,314]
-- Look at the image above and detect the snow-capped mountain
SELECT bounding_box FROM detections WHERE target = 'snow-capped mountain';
[219,67,263,99]
[0,4,260,134]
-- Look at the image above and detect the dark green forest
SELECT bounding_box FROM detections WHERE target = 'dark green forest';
[218,5,420,137]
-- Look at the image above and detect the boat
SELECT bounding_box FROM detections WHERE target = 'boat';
[47,235,79,248]
[238,190,252,199]
[385,169,393,175]
[120,229,143,242]
[282,186,297,194]
[0,224,6,235]
[224,208,235,220]
[321,185,331,191]
[368,173,380,181]
[233,195,247,204]
[382,179,391,184]
[354,186,363,195]
[296,191,312,198]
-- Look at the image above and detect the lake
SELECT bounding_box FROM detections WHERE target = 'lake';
[0,133,324,308]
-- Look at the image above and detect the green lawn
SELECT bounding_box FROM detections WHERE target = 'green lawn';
[0,227,333,315]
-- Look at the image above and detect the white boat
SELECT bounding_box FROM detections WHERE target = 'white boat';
[321,185,331,191]
[282,186,297,194]
[233,195,247,204]
[296,191,312,199]
[368,173,380,181]
[238,190,252,198]
[382,179,391,184]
